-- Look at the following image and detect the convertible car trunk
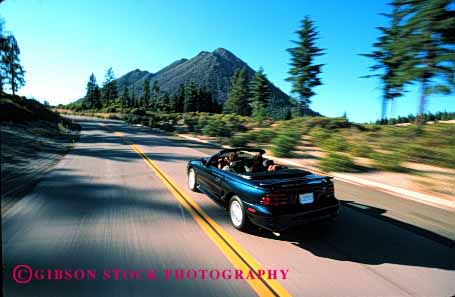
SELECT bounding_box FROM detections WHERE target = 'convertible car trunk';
[239,169,327,184]
[240,169,336,214]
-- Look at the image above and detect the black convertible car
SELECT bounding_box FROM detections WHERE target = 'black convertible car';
[187,148,340,232]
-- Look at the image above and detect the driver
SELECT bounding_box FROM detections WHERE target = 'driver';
[217,157,228,170]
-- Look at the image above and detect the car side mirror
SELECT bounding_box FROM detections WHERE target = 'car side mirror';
[201,159,207,166]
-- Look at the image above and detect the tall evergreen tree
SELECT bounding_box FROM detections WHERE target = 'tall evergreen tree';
[286,16,324,115]
[84,73,101,109]
[176,83,185,112]
[197,85,213,112]
[102,67,117,105]
[1,35,25,95]
[130,87,136,107]
[142,79,150,107]
[160,93,170,112]
[0,18,6,94]
[362,2,409,120]
[151,80,160,109]
[268,94,292,120]
[169,94,178,113]
[365,0,454,122]
[223,68,250,115]
[400,0,455,118]
[249,67,271,122]
[184,81,198,112]
[211,97,221,113]
[121,85,130,108]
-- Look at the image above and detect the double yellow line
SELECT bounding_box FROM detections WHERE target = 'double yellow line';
[116,132,291,297]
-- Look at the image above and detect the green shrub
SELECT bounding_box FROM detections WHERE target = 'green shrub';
[202,119,231,138]
[304,117,351,130]
[183,114,199,132]
[196,114,210,131]
[319,134,351,152]
[398,143,453,168]
[309,127,331,144]
[105,106,118,113]
[126,114,147,125]
[253,129,276,143]
[350,144,373,158]
[131,108,146,116]
[319,153,357,172]
[370,152,404,172]
[222,114,248,133]
[229,133,250,147]
[309,128,350,152]
[271,129,301,157]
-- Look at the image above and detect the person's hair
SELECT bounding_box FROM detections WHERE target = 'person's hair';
[263,159,274,168]
[229,152,238,161]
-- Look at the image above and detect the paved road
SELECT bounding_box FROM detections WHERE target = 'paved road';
[3,118,454,297]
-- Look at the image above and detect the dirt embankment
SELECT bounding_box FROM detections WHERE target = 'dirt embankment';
[1,95,81,213]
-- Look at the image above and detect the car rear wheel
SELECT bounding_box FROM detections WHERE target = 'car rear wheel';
[229,196,250,231]
[188,168,197,191]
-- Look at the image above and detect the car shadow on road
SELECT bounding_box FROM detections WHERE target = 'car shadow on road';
[242,202,454,271]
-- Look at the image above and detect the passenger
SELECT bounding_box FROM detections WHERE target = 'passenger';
[222,152,238,172]
[264,159,284,172]
[248,153,265,173]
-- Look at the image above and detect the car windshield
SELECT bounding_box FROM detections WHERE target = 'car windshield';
[218,150,256,159]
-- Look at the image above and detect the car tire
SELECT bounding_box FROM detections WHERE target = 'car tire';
[229,196,250,231]
[188,168,198,192]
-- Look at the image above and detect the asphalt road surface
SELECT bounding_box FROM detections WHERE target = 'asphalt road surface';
[3,117,454,297]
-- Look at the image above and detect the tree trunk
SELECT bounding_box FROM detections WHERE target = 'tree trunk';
[381,98,388,120]
[416,79,427,126]
[10,59,15,95]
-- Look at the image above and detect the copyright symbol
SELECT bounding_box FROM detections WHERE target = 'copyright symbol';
[12,264,32,284]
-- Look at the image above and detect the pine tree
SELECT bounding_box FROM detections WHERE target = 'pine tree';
[121,85,130,108]
[102,67,117,105]
[84,73,101,109]
[197,85,213,112]
[364,0,454,123]
[223,68,250,115]
[142,79,150,107]
[1,35,25,95]
[399,0,455,119]
[176,84,185,112]
[249,67,271,123]
[362,2,410,120]
[92,85,101,108]
[286,16,324,115]
[130,87,136,107]
[169,94,177,113]
[151,80,160,109]
[0,18,6,94]
[268,94,293,120]
[184,81,198,112]
[160,93,170,112]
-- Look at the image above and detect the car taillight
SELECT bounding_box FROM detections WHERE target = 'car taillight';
[260,192,289,206]
[322,183,334,197]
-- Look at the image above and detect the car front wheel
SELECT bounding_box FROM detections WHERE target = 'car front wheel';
[188,168,197,191]
[229,196,250,231]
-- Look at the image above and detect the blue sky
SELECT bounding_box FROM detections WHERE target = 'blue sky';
[1,0,453,122]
